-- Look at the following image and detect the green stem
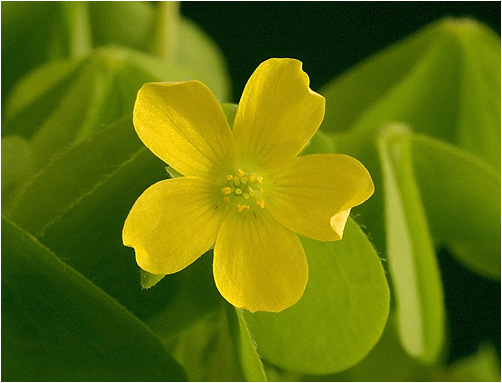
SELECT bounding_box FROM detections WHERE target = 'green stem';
[61,1,92,58]
[154,1,180,63]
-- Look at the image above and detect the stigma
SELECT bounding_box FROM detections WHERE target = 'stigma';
[221,168,265,214]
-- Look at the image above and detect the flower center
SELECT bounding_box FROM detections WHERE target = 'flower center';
[221,168,265,214]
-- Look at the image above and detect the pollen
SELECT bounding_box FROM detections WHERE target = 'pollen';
[236,204,250,212]
[221,168,266,213]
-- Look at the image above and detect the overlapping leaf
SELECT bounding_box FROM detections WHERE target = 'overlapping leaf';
[377,125,445,364]
[243,219,390,374]
[2,216,186,381]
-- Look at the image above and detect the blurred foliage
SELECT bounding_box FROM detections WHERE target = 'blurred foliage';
[2,2,500,381]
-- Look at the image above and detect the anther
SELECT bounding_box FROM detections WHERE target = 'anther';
[223,197,230,203]
[236,204,249,212]
[250,173,256,181]
[256,199,265,209]
[226,174,233,180]
[235,188,242,195]
[257,175,264,183]
[249,189,255,196]
[238,169,245,177]
[243,193,250,199]
[260,188,264,194]
[221,187,232,195]
[241,177,248,184]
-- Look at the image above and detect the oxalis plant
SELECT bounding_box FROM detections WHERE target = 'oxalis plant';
[2,2,500,382]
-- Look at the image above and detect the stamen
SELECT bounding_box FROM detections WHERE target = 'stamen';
[233,178,240,186]
[256,199,265,209]
[248,189,255,196]
[243,193,249,199]
[221,187,232,195]
[236,204,249,212]
[235,188,242,195]
[260,188,265,194]
[238,169,245,177]
[241,177,248,184]
[250,173,256,181]
[226,174,233,180]
[257,175,264,183]
[223,197,230,203]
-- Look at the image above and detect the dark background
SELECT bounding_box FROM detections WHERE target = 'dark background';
[182,2,500,100]
[181,1,501,363]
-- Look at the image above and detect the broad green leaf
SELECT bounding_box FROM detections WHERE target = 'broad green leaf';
[6,117,167,314]
[244,218,389,374]
[321,317,430,382]
[411,134,501,279]
[8,116,147,237]
[3,46,195,170]
[2,216,186,381]
[149,302,267,382]
[89,1,155,51]
[143,252,223,339]
[7,116,221,325]
[2,3,230,106]
[377,124,445,364]
[1,136,34,210]
[89,2,231,100]
[321,18,500,169]
[453,20,501,168]
[1,2,60,106]
[160,306,243,382]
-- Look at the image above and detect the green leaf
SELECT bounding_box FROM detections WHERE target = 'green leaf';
[89,2,231,100]
[7,117,163,313]
[8,116,146,237]
[2,216,186,381]
[411,133,500,279]
[3,46,195,170]
[176,17,232,100]
[327,317,430,382]
[2,3,230,106]
[161,306,244,381]
[243,218,389,374]
[321,18,500,169]
[377,124,445,364]
[1,136,34,210]
[88,2,155,51]
[433,344,501,382]
[1,2,60,105]
[7,116,222,326]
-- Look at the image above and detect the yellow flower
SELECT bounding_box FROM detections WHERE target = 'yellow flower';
[123,58,374,313]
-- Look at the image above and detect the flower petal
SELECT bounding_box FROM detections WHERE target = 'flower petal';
[267,154,374,241]
[331,208,352,239]
[214,212,308,313]
[232,58,325,169]
[123,177,224,274]
[133,81,233,177]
